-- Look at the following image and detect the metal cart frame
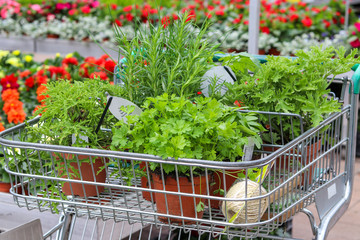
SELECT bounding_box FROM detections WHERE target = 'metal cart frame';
[1,61,359,240]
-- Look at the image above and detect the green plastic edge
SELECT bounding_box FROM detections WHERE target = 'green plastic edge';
[351,64,360,94]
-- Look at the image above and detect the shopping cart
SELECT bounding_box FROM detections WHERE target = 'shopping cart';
[0,55,359,240]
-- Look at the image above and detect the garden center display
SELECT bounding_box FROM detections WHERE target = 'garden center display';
[0,0,360,238]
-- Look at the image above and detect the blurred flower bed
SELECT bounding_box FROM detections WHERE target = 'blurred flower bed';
[0,50,116,131]
[0,0,358,54]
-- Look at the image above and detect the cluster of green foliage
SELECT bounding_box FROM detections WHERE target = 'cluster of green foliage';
[30,78,124,148]
[115,12,219,106]
[111,93,265,175]
[221,46,358,143]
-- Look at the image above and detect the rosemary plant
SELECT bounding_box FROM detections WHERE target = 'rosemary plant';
[114,12,220,105]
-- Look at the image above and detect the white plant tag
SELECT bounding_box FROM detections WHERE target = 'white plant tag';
[72,133,89,145]
[201,66,236,97]
[243,137,255,161]
[107,96,142,122]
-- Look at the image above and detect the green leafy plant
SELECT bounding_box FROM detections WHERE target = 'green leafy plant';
[111,93,265,176]
[114,12,220,106]
[222,46,359,143]
[30,78,124,148]
[4,78,126,207]
[0,156,10,183]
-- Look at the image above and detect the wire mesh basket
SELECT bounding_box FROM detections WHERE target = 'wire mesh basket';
[0,71,356,239]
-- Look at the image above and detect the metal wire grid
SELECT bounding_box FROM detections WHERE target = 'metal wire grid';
[0,105,350,239]
[0,77,353,239]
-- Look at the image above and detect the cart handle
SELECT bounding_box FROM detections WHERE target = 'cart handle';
[213,53,360,95]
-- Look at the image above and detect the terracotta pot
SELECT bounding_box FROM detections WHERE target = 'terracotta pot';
[268,48,280,56]
[152,173,207,224]
[139,162,155,202]
[263,139,322,186]
[47,34,59,39]
[57,154,106,197]
[258,49,266,55]
[0,182,11,193]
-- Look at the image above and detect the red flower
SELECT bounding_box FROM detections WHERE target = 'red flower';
[340,17,345,24]
[85,56,97,64]
[111,4,117,10]
[336,11,341,16]
[301,16,312,28]
[205,12,212,18]
[104,60,116,73]
[244,20,249,25]
[1,74,19,92]
[298,1,307,7]
[161,16,171,28]
[260,26,270,34]
[36,75,48,86]
[126,13,134,22]
[323,20,331,28]
[68,9,76,15]
[207,5,215,11]
[350,39,360,48]
[215,10,224,16]
[36,85,49,103]
[289,14,299,22]
[312,7,320,13]
[0,123,4,132]
[233,18,241,24]
[123,5,132,12]
[62,57,78,66]
[236,4,244,9]
[185,10,196,22]
[115,19,122,26]
[234,100,244,107]
[149,8,158,14]
[172,13,179,20]
[25,76,35,88]
[197,91,202,95]
[79,63,90,78]
[289,5,297,12]
[19,70,31,78]
[48,66,70,79]
[81,5,91,14]
[90,72,108,81]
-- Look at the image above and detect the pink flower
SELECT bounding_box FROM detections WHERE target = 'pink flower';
[354,22,360,32]
[90,1,99,8]
[1,8,7,19]
[30,4,41,12]
[47,14,55,21]
[301,16,312,28]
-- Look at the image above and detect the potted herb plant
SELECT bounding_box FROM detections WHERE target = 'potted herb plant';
[0,156,11,193]
[114,12,219,106]
[110,93,265,223]
[24,78,125,197]
[221,46,359,184]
